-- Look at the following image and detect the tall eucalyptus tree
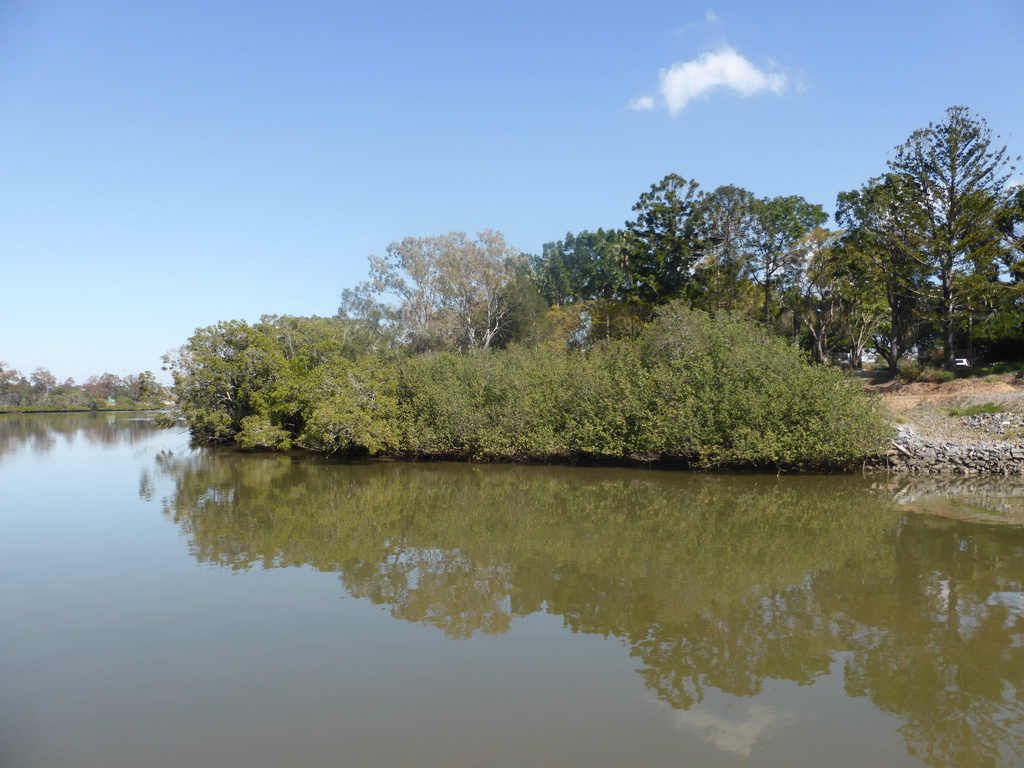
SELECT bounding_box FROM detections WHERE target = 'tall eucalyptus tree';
[692,185,757,314]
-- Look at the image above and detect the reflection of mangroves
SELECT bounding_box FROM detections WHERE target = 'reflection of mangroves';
[154,451,897,677]
[154,452,894,619]
[155,451,1024,767]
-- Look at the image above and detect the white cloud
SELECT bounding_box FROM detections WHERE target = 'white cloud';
[628,95,655,111]
[674,703,797,759]
[632,44,788,116]
[705,9,720,24]
[661,45,787,113]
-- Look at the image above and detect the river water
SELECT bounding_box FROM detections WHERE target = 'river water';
[2,412,1023,767]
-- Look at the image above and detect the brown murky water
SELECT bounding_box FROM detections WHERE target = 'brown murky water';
[2,412,1023,767]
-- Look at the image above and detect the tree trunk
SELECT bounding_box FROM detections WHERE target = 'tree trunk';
[943,274,955,368]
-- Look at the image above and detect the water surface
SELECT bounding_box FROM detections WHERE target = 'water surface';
[2,412,1023,767]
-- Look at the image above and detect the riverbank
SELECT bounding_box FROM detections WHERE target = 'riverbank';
[870,376,1024,475]
[0,402,168,414]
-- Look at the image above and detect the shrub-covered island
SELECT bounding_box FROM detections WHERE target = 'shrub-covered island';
[166,303,890,471]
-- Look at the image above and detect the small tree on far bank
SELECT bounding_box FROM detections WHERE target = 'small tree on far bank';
[748,195,827,328]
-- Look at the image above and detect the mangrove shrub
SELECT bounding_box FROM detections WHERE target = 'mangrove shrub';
[166,306,889,468]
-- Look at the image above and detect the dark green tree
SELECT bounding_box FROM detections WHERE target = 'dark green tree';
[692,185,758,314]
[998,185,1024,263]
[837,175,933,371]
[623,174,703,308]
[748,195,827,326]
[531,228,627,306]
[888,106,1017,366]
[992,186,1024,351]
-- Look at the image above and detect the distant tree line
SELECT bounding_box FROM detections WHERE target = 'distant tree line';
[340,106,1021,372]
[0,362,166,411]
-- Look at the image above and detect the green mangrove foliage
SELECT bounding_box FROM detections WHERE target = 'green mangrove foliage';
[166,306,889,468]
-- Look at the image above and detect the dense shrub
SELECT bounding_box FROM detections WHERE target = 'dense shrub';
[296,356,408,455]
[400,347,575,459]
[639,305,890,465]
[167,306,890,469]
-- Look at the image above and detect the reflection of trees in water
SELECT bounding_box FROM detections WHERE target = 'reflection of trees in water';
[153,451,1024,767]
[824,517,1024,767]
[0,412,158,457]
[628,583,836,709]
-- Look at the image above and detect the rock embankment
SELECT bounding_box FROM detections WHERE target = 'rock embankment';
[873,414,1024,475]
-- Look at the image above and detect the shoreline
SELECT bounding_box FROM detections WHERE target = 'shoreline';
[870,379,1024,475]
[870,421,1024,475]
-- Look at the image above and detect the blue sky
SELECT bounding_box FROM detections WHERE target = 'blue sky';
[1,0,1022,382]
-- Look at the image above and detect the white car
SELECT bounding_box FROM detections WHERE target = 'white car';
[954,358,970,367]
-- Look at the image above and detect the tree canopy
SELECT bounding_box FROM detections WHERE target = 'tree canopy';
[361,230,527,353]
[887,106,1018,365]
